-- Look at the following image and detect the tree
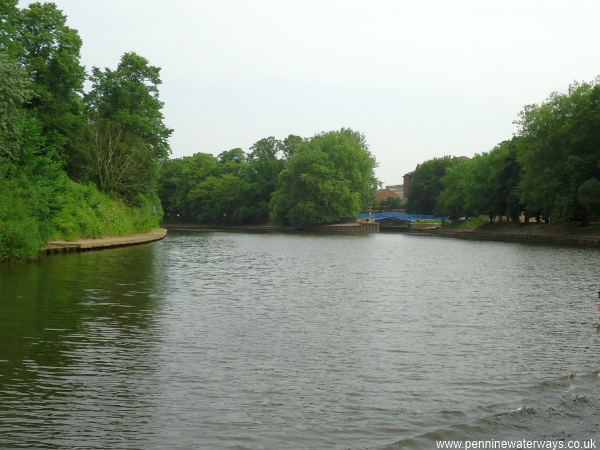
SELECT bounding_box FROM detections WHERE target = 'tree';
[82,119,159,202]
[86,52,172,159]
[157,140,285,225]
[279,134,304,160]
[270,129,377,227]
[237,138,285,223]
[192,173,242,223]
[374,195,403,210]
[17,1,86,162]
[0,51,33,160]
[517,80,600,222]
[577,177,600,222]
[249,136,279,160]
[216,147,245,172]
[83,52,172,202]
[1,2,171,260]
[494,139,523,222]
[158,153,218,221]
[436,159,473,220]
[437,140,523,222]
[407,156,463,215]
[0,50,65,261]
[0,0,20,57]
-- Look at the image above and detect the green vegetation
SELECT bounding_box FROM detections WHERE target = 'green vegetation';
[408,79,600,225]
[407,156,465,215]
[270,130,377,227]
[373,196,403,210]
[158,129,378,228]
[50,181,162,241]
[443,216,487,230]
[158,141,285,225]
[0,1,168,261]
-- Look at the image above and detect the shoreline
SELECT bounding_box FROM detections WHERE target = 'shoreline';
[407,223,600,248]
[165,222,600,248]
[42,228,168,254]
[164,223,295,232]
[164,223,380,233]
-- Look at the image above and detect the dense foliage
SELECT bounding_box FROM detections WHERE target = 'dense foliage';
[0,1,168,260]
[406,156,464,215]
[158,141,285,225]
[270,130,377,227]
[373,195,403,210]
[158,129,378,227]
[409,79,600,224]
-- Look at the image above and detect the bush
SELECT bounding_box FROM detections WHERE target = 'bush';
[50,180,162,240]
[0,159,162,261]
[0,156,62,260]
[446,216,488,230]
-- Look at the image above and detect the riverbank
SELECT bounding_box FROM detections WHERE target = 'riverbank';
[409,223,600,248]
[164,223,380,233]
[0,176,163,261]
[42,228,167,254]
[164,223,294,232]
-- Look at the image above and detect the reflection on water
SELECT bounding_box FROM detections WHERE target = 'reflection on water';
[1,231,600,449]
[0,246,163,448]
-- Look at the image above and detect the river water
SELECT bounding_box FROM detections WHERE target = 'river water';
[1,230,600,449]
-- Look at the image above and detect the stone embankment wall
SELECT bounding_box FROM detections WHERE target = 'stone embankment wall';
[309,222,379,233]
[410,228,600,248]
[409,223,440,230]
[43,229,167,254]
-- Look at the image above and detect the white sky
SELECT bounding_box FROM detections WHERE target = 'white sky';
[19,0,600,185]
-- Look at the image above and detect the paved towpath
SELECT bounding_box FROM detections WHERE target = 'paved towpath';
[43,228,167,254]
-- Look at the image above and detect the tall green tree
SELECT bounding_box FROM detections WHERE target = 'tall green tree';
[436,159,473,220]
[0,51,33,160]
[517,81,600,222]
[270,129,377,227]
[279,134,304,160]
[0,0,20,57]
[237,138,285,223]
[158,141,286,225]
[1,1,170,260]
[158,153,218,221]
[17,1,85,162]
[83,52,173,202]
[437,140,523,222]
[86,52,172,159]
[577,177,600,223]
[0,49,65,260]
[493,139,523,222]
[407,156,463,215]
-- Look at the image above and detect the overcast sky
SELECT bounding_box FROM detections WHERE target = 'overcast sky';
[20,0,600,184]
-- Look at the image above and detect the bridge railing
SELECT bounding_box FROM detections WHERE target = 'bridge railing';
[355,211,448,223]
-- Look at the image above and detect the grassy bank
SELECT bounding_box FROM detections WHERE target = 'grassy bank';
[412,221,600,247]
[443,221,600,237]
[0,176,162,261]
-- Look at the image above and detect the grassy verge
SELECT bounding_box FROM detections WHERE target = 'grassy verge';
[416,218,442,224]
[441,217,600,237]
[0,174,162,261]
[50,180,162,240]
[442,216,488,230]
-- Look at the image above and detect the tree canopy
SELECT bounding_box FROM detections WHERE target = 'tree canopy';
[79,52,172,202]
[407,156,463,215]
[269,129,377,227]
[421,79,600,224]
[0,1,167,260]
[158,129,377,228]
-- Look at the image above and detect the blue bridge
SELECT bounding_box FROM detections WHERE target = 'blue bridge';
[355,211,447,223]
